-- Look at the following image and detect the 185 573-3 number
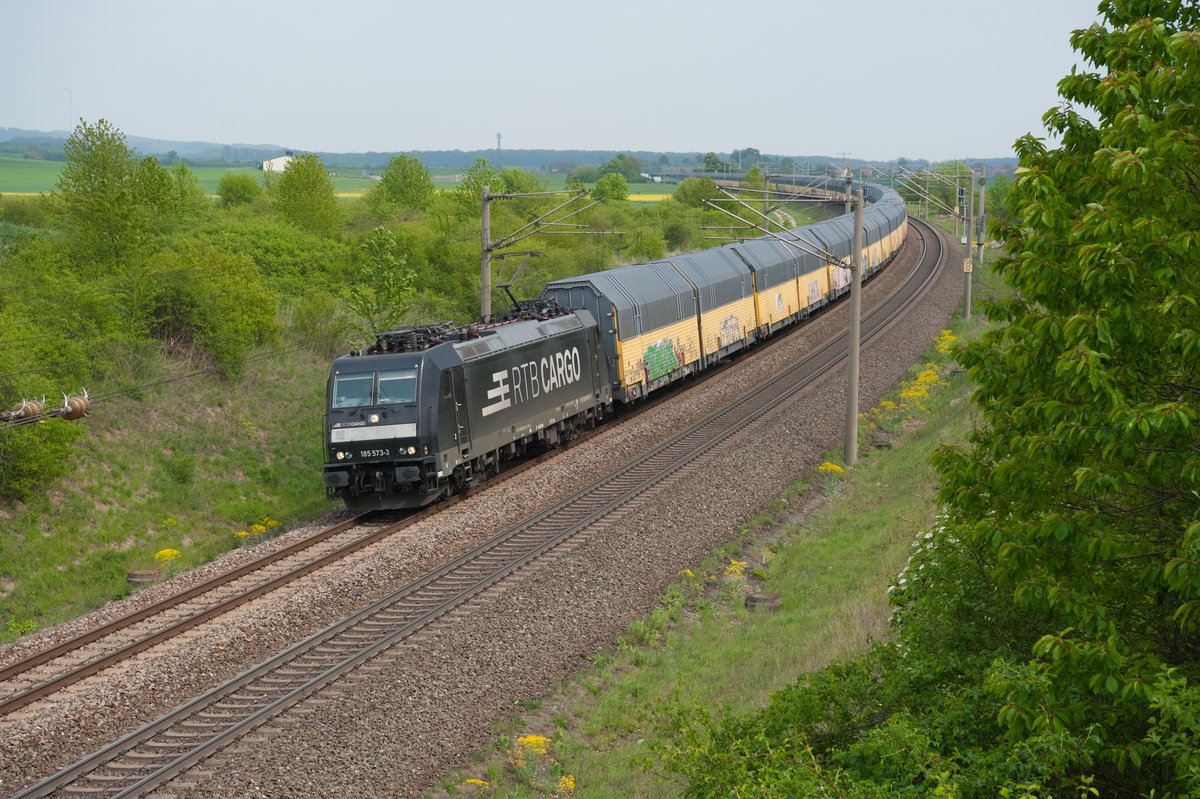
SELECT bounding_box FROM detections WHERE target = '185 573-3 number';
[358,448,391,458]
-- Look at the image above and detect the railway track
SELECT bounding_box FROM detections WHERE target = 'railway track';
[8,217,942,798]
[0,358,702,719]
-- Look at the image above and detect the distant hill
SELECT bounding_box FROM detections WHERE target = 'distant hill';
[0,127,1018,173]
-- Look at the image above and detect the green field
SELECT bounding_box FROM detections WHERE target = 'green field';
[0,157,674,200]
[0,156,62,194]
[0,157,262,197]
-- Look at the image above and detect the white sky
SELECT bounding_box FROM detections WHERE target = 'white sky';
[1,0,1103,161]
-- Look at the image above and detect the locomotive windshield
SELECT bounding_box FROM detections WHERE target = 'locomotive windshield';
[331,368,418,409]
[377,369,418,404]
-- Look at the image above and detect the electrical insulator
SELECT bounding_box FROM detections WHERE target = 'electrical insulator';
[60,395,92,421]
[11,399,45,420]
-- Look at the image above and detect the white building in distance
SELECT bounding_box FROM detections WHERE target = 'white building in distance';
[261,152,294,173]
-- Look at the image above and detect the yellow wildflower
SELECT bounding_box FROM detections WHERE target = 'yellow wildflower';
[517,735,550,755]
[818,461,845,474]
[154,548,181,564]
[934,329,957,355]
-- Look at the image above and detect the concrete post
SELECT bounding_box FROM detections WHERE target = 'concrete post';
[481,185,491,322]
[845,186,863,467]
[964,170,974,320]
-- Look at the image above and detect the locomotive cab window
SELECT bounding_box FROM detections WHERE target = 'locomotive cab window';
[332,373,374,409]
[377,369,418,405]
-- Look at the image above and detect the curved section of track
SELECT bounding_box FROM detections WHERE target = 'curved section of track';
[13,217,941,798]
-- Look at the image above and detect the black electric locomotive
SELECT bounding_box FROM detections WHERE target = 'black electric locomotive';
[324,302,611,512]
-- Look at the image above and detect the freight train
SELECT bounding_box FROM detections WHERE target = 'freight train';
[323,176,908,512]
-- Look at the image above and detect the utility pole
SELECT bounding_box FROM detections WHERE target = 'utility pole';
[844,167,852,215]
[478,187,606,322]
[844,177,863,467]
[964,169,974,320]
[763,170,771,231]
[954,163,962,240]
[481,185,492,321]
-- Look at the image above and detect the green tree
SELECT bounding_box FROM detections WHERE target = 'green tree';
[931,5,1200,794]
[0,420,82,505]
[56,119,145,263]
[652,3,1200,797]
[169,161,209,219]
[730,147,761,169]
[276,153,340,237]
[183,215,353,298]
[593,172,629,201]
[985,173,1013,223]
[569,164,601,183]
[133,156,176,226]
[742,167,764,192]
[673,176,720,208]
[453,157,501,218]
[148,243,278,378]
[373,153,435,213]
[600,153,642,183]
[346,226,416,345]
[497,167,545,195]
[702,152,729,172]
[217,172,263,207]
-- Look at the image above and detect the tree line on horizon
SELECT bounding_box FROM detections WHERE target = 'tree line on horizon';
[1,126,1011,174]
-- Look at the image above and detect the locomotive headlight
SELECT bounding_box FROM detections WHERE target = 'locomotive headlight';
[336,451,345,460]
[408,446,417,455]
[369,413,380,423]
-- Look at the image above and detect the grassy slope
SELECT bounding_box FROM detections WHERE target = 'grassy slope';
[0,348,332,635]
[425,355,978,798]
[425,233,1006,798]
